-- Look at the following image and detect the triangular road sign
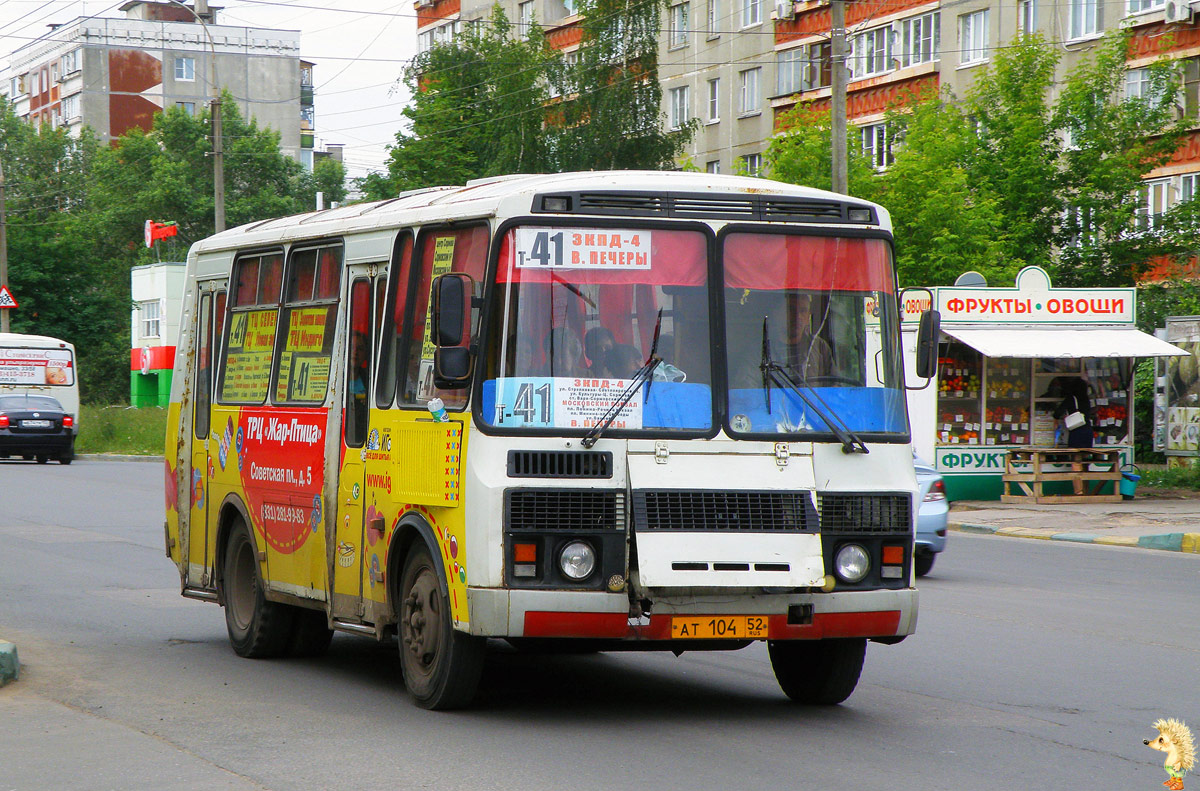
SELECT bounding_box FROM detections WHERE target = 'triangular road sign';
[0,285,18,309]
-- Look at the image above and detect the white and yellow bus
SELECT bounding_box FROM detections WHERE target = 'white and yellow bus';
[164,171,939,710]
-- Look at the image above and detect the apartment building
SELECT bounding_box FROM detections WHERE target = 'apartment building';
[0,1,316,168]
[415,0,1200,219]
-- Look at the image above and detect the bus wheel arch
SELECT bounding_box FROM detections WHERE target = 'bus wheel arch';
[214,495,294,658]
[214,494,254,606]
[387,513,484,710]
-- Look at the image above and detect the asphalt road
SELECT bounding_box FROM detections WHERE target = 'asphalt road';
[1,459,1197,791]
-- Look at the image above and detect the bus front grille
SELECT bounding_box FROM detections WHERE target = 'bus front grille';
[507,450,613,479]
[505,489,625,532]
[816,493,911,534]
[632,490,815,533]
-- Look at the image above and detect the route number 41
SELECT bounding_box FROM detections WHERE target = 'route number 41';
[513,382,552,424]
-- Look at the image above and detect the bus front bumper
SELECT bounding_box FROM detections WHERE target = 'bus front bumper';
[465,586,917,641]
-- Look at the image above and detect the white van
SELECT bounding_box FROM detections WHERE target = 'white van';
[0,333,80,435]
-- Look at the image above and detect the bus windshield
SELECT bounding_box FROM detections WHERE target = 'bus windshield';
[481,225,713,434]
[722,232,907,439]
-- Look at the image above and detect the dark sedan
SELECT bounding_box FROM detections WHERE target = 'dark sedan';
[0,394,75,464]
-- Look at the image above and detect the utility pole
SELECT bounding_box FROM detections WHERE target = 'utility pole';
[0,159,9,334]
[213,96,225,233]
[830,0,848,195]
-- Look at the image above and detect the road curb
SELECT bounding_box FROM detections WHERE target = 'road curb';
[76,454,163,463]
[0,641,18,686]
[949,522,1200,554]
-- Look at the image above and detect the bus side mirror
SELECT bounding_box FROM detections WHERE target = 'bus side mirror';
[431,273,475,389]
[916,310,940,380]
[432,273,473,347]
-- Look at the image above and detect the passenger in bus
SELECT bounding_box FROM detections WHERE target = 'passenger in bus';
[784,293,833,382]
[348,332,370,438]
[584,327,616,376]
[607,344,644,380]
[540,327,587,377]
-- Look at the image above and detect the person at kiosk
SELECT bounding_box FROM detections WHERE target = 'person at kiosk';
[1052,377,1094,449]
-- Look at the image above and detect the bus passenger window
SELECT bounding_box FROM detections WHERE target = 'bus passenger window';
[403,225,489,410]
[376,233,414,409]
[218,253,283,404]
[194,292,212,439]
[345,279,372,447]
[272,245,343,404]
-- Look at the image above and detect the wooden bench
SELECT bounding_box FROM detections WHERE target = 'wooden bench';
[1001,447,1122,503]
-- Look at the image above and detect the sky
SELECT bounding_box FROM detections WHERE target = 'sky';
[0,0,416,181]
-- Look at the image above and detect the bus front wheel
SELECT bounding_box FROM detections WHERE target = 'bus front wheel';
[222,522,293,658]
[768,638,866,705]
[397,543,484,710]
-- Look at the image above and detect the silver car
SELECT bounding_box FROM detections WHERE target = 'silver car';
[913,457,948,577]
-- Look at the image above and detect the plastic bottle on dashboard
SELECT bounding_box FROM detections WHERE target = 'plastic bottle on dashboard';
[427,397,448,422]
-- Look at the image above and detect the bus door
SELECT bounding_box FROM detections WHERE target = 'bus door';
[333,265,384,618]
[189,282,226,588]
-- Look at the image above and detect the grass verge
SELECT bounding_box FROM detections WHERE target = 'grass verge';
[76,405,166,456]
[1139,465,1200,491]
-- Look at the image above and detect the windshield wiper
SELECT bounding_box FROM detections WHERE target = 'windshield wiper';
[759,318,868,455]
[581,310,663,449]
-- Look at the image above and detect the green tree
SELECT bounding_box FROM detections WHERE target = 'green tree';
[0,98,130,403]
[1054,32,1186,285]
[764,104,878,195]
[552,0,694,171]
[373,6,553,195]
[296,156,348,211]
[878,88,1011,287]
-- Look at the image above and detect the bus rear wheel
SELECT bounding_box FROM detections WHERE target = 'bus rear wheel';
[222,522,293,658]
[397,543,484,710]
[768,638,866,705]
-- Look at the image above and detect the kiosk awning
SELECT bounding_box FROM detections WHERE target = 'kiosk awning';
[942,327,1186,358]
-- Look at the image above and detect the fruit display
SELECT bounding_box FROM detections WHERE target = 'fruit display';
[986,357,1028,401]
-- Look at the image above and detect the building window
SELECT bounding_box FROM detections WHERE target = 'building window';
[519,1,535,36]
[1127,0,1163,14]
[669,85,690,130]
[802,41,831,90]
[61,49,80,75]
[739,67,761,114]
[177,101,196,116]
[1182,173,1200,202]
[706,160,721,174]
[897,11,939,68]
[1069,0,1097,39]
[862,122,893,169]
[141,300,163,339]
[61,94,80,120]
[741,0,761,27]
[777,48,805,96]
[707,0,720,36]
[31,71,40,95]
[174,56,195,82]
[1125,67,1156,101]
[1138,179,1170,230]
[670,2,690,47]
[851,25,892,78]
[1018,0,1037,33]
[707,78,720,121]
[960,10,989,65]
[741,152,762,176]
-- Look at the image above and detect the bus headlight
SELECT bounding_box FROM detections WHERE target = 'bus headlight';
[833,544,870,583]
[559,541,596,580]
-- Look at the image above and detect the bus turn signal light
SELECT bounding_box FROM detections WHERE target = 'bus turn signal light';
[882,546,904,565]
[513,542,538,577]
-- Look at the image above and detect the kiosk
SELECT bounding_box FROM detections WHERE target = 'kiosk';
[904,266,1185,500]
[1154,316,1200,468]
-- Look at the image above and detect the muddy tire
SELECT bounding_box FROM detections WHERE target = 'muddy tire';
[222,522,293,658]
[397,543,484,710]
[768,638,866,705]
[287,607,334,657]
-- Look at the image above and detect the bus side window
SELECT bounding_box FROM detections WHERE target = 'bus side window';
[273,245,342,405]
[345,279,372,447]
[403,224,489,409]
[376,233,414,409]
[218,253,283,405]
[194,292,212,439]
